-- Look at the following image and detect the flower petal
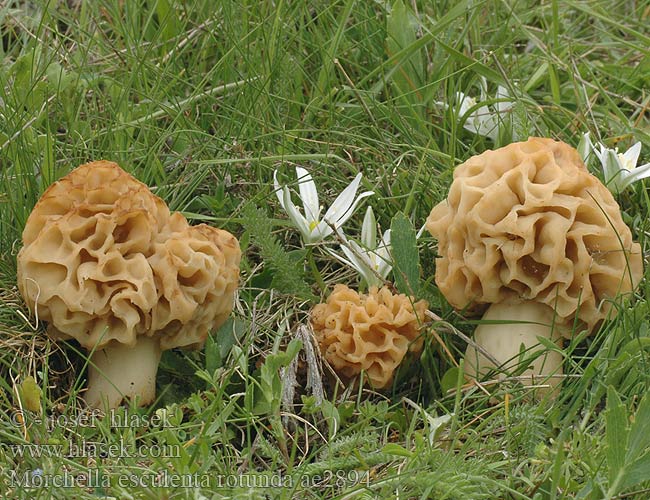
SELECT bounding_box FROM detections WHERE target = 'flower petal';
[482,116,500,141]
[281,186,312,241]
[361,206,376,250]
[311,220,334,241]
[341,242,379,287]
[323,173,362,224]
[594,143,608,164]
[323,173,373,227]
[495,85,513,113]
[622,142,642,168]
[273,170,285,208]
[325,247,357,271]
[456,92,473,116]
[577,132,592,163]
[619,162,650,189]
[331,190,374,230]
[376,229,393,279]
[295,166,320,223]
[600,149,627,192]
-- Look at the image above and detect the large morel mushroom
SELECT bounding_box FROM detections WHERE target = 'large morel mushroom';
[17,161,241,409]
[426,137,643,392]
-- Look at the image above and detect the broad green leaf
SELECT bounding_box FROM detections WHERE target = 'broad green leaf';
[441,366,461,394]
[19,376,41,412]
[205,317,247,376]
[620,452,650,491]
[626,391,650,462]
[254,339,303,415]
[606,386,629,485]
[155,0,182,41]
[204,334,220,375]
[390,212,420,296]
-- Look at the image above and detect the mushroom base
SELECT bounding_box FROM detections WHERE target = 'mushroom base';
[84,336,162,409]
[464,301,564,397]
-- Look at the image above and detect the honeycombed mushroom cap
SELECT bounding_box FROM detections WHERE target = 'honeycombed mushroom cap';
[17,161,241,351]
[311,284,428,389]
[426,137,643,333]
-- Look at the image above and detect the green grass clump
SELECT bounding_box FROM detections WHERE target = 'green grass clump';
[1,0,650,498]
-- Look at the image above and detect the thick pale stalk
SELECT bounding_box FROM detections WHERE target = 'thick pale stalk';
[464,301,564,396]
[85,336,162,409]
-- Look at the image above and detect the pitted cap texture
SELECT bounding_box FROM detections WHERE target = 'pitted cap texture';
[311,284,428,389]
[17,161,241,351]
[426,137,643,333]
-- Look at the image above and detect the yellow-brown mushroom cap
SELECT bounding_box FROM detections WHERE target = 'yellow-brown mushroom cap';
[426,137,643,334]
[311,284,429,389]
[17,161,241,351]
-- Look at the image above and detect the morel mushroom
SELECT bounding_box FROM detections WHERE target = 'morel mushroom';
[426,137,643,392]
[311,284,428,389]
[17,161,241,409]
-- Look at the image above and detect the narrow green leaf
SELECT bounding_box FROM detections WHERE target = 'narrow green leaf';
[548,64,561,105]
[390,212,420,296]
[315,0,355,97]
[435,39,505,85]
[382,442,414,458]
[524,62,550,93]
[386,0,422,103]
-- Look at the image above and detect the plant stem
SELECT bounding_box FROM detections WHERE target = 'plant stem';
[307,246,327,294]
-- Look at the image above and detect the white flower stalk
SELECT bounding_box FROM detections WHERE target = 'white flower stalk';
[591,137,650,192]
[439,78,513,141]
[331,207,392,288]
[273,167,374,244]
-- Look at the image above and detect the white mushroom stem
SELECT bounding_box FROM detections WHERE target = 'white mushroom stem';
[464,301,564,396]
[84,336,162,410]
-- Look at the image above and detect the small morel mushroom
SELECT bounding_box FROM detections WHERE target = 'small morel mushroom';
[17,161,241,409]
[311,284,428,389]
[426,137,643,393]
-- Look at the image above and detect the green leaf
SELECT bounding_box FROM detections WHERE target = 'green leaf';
[390,212,420,296]
[205,318,246,375]
[204,334,220,375]
[314,0,355,99]
[386,0,423,105]
[19,376,41,412]
[45,62,73,93]
[155,0,182,42]
[254,339,302,415]
[440,366,461,395]
[626,391,650,463]
[606,386,629,485]
[620,452,650,491]
[382,443,414,458]
[240,204,315,300]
